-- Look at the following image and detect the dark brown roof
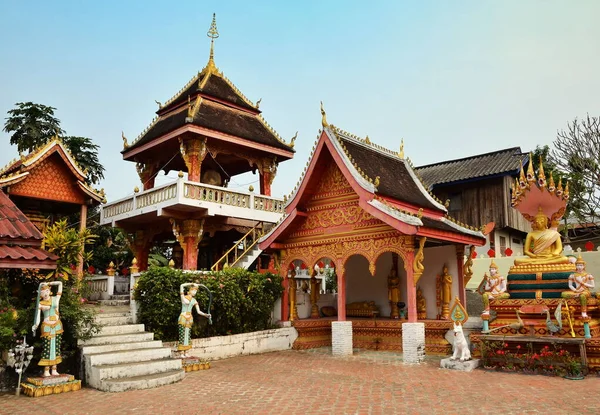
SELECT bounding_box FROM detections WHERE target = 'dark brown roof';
[0,190,44,241]
[334,132,444,212]
[128,101,294,155]
[416,147,526,188]
[163,72,257,113]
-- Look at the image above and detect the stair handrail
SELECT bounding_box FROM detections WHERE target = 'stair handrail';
[211,222,267,271]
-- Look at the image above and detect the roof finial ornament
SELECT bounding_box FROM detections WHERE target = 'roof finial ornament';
[289,131,298,148]
[155,100,162,108]
[365,135,371,145]
[256,98,262,109]
[206,13,219,70]
[320,101,329,128]
[399,138,405,159]
[122,131,129,149]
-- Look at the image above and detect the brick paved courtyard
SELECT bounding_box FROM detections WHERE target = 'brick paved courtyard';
[2,348,599,415]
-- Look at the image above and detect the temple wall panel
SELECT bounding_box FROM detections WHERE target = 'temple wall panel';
[8,154,85,204]
[418,245,460,319]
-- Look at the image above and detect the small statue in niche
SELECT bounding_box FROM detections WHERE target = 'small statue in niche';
[417,286,427,320]
[439,265,452,320]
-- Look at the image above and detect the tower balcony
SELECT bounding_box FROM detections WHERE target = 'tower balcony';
[100,177,285,227]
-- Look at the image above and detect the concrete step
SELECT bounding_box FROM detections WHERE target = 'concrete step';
[86,347,172,367]
[80,340,163,355]
[100,369,185,393]
[99,324,145,336]
[89,358,183,387]
[94,311,130,318]
[110,294,129,300]
[95,315,134,326]
[98,299,130,306]
[78,331,154,346]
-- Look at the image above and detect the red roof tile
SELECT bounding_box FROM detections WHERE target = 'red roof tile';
[0,245,58,261]
[0,190,44,240]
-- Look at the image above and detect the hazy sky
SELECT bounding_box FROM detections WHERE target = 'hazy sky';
[1,1,599,202]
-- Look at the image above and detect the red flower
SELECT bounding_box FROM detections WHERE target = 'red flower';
[516,345,521,349]
[503,343,508,348]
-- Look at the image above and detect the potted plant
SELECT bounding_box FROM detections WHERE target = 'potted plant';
[564,358,584,380]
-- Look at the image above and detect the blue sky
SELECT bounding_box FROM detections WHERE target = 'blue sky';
[1,1,599,201]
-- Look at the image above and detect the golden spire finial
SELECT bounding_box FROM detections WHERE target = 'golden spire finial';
[526,152,535,181]
[206,13,219,70]
[399,139,405,159]
[320,101,329,128]
[365,135,371,145]
[538,155,546,186]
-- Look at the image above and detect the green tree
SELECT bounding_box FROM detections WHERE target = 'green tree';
[549,115,600,228]
[3,102,105,185]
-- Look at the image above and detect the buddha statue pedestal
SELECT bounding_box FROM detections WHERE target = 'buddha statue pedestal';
[20,374,81,398]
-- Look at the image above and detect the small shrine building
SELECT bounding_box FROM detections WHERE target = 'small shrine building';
[100,15,295,271]
[0,139,104,273]
[258,107,486,359]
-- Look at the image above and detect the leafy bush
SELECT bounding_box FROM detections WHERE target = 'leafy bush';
[134,266,283,341]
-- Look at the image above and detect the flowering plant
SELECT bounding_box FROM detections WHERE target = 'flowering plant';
[480,340,584,377]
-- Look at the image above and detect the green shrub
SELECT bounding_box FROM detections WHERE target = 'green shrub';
[134,266,283,341]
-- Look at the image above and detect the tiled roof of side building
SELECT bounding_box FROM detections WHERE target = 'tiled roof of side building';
[0,190,44,240]
[416,147,527,188]
[333,132,445,212]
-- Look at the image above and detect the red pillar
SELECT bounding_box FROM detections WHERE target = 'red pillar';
[180,137,207,183]
[172,219,204,271]
[336,266,346,321]
[456,245,466,306]
[281,270,289,321]
[130,230,154,272]
[404,250,417,323]
[259,171,272,196]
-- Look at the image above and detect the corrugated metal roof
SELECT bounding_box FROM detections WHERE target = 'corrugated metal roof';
[416,147,527,188]
[0,190,44,240]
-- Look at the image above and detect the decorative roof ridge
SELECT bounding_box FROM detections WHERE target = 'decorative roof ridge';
[258,212,289,244]
[329,125,400,159]
[77,181,106,203]
[416,146,525,170]
[255,111,293,150]
[0,138,87,180]
[126,114,161,150]
[439,215,485,238]
[368,198,423,227]
[220,73,259,111]
[0,171,30,186]
[161,72,201,110]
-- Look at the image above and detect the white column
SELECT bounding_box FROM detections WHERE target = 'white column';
[402,322,425,364]
[331,321,353,356]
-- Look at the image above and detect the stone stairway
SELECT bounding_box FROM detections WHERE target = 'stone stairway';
[79,309,184,392]
[97,294,130,307]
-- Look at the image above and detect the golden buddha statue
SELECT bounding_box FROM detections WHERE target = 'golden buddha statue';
[514,206,569,266]
[388,268,400,319]
[440,265,452,320]
[417,287,427,320]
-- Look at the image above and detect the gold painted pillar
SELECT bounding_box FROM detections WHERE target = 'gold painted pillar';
[76,203,87,278]
[171,219,205,270]
[179,137,207,183]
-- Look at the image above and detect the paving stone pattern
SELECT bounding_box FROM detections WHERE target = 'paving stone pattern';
[2,348,599,415]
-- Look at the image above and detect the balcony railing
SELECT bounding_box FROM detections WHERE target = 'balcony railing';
[101,178,285,225]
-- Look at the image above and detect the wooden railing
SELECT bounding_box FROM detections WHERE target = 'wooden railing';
[211,222,268,271]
